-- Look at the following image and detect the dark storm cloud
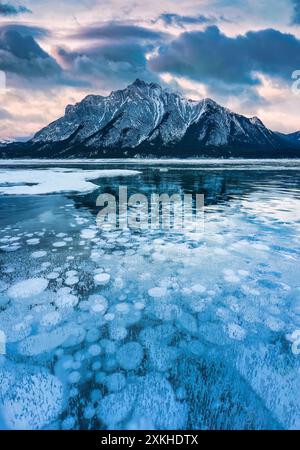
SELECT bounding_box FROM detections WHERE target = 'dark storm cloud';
[291,0,300,24]
[149,26,300,86]
[55,39,159,88]
[155,13,228,28]
[0,23,50,39]
[71,22,165,41]
[55,21,167,89]
[0,28,61,79]
[0,2,31,16]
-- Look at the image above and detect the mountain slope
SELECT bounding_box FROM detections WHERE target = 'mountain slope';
[1,79,300,158]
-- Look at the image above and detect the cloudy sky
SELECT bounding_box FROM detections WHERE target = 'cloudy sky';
[0,0,300,140]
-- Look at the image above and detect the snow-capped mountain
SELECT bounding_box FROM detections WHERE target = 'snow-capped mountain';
[1,79,300,158]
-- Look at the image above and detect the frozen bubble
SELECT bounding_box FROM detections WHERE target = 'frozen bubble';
[152,252,167,262]
[191,284,206,293]
[109,323,128,341]
[30,251,47,259]
[61,416,76,430]
[101,339,116,354]
[176,386,187,400]
[90,389,102,403]
[106,373,126,392]
[0,364,64,430]
[66,270,77,277]
[115,303,130,313]
[52,242,66,248]
[7,278,48,300]
[238,270,250,277]
[97,386,137,426]
[61,356,74,370]
[265,316,285,332]
[26,238,40,245]
[148,287,167,298]
[130,373,187,429]
[40,311,61,327]
[57,287,71,295]
[55,293,78,309]
[94,273,111,286]
[226,323,246,341]
[89,295,108,314]
[88,344,102,356]
[47,272,60,280]
[86,327,101,343]
[18,324,85,356]
[104,313,115,321]
[0,245,20,252]
[92,361,102,371]
[81,229,97,239]
[252,243,270,251]
[65,276,79,286]
[68,371,81,384]
[95,372,107,385]
[134,302,145,310]
[223,270,240,283]
[116,342,144,371]
[114,277,124,289]
[177,312,198,335]
[83,405,96,420]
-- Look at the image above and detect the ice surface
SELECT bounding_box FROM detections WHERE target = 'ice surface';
[0,162,299,430]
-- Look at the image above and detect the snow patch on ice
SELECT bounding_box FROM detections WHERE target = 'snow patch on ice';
[0,169,141,195]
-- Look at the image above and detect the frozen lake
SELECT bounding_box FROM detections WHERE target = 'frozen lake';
[0,159,300,430]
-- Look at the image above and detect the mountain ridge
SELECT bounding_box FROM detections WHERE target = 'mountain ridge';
[1,79,300,158]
